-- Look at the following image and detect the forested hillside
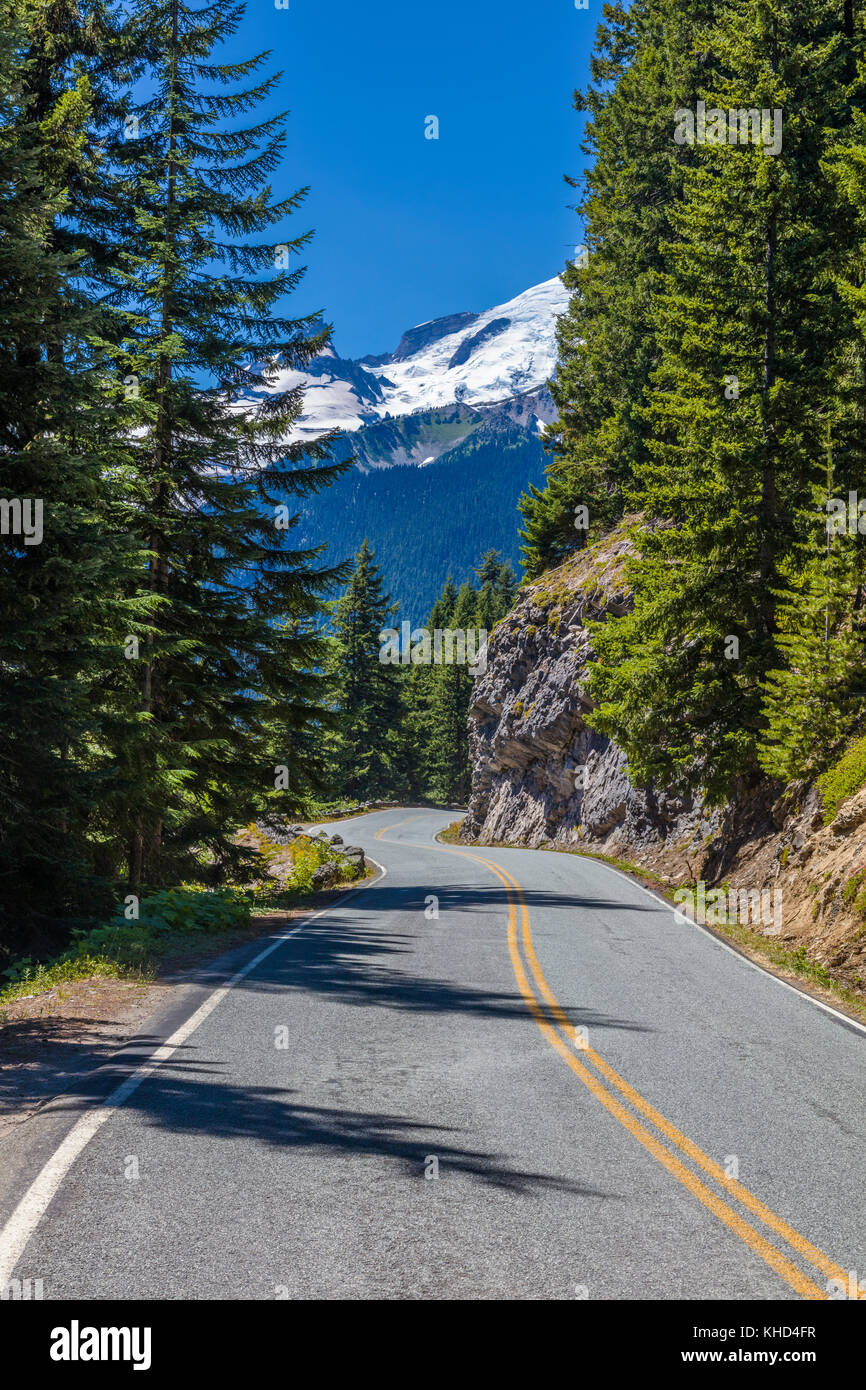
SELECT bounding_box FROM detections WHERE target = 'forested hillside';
[8,0,866,995]
[296,420,544,616]
[0,0,348,966]
[323,541,516,806]
[520,0,866,810]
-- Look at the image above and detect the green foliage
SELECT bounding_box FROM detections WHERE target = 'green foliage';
[0,0,146,954]
[0,0,348,968]
[519,0,713,579]
[817,736,866,825]
[841,867,866,915]
[50,888,248,969]
[325,540,404,801]
[324,541,518,807]
[98,0,350,890]
[515,0,866,812]
[760,539,866,782]
[106,887,249,937]
[398,553,517,805]
[0,954,138,1004]
[251,830,360,898]
[0,886,250,1002]
[575,0,864,802]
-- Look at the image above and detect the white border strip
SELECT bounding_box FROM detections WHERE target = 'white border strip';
[0,860,386,1285]
[562,852,866,1040]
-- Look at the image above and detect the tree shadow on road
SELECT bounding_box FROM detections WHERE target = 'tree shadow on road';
[49,1065,621,1198]
[222,880,654,1040]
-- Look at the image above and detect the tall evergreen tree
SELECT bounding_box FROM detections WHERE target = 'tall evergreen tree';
[328,540,402,801]
[474,548,505,632]
[426,581,477,805]
[494,559,517,616]
[760,537,866,780]
[519,0,716,579]
[588,0,853,802]
[0,0,144,956]
[98,0,349,887]
[759,55,866,778]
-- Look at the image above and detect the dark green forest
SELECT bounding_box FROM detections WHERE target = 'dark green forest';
[323,540,516,807]
[0,0,351,965]
[0,0,521,978]
[296,423,544,618]
[5,0,866,987]
[521,0,866,806]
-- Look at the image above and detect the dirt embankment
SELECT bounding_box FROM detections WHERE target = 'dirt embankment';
[461,519,866,999]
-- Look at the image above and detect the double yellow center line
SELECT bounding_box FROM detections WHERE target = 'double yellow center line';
[373,818,860,1300]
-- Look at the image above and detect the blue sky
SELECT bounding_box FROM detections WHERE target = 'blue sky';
[233,0,593,358]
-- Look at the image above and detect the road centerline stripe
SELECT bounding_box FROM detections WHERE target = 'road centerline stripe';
[390,827,851,1300]
[491,855,859,1295]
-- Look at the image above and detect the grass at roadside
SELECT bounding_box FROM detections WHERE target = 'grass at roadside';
[0,834,373,1012]
[548,846,866,1023]
[437,820,465,844]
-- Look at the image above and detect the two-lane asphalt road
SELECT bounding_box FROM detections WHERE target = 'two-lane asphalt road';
[1,808,864,1300]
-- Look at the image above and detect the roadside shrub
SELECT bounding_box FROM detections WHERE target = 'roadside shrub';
[0,888,251,1003]
[818,735,866,824]
[842,869,866,918]
[250,832,362,899]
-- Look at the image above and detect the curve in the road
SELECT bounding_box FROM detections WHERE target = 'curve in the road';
[373,817,863,1302]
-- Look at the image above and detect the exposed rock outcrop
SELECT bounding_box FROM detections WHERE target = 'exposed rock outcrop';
[461,520,866,994]
[462,520,717,865]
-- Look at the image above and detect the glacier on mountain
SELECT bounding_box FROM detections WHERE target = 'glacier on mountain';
[264,277,568,445]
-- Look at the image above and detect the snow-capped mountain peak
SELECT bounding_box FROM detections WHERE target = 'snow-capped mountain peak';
[266,277,567,444]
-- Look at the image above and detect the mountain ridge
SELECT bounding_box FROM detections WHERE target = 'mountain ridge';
[276,276,567,613]
[259,277,568,448]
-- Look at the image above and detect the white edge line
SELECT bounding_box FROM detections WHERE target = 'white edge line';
[414,820,866,1039]
[550,852,866,1040]
[0,858,387,1286]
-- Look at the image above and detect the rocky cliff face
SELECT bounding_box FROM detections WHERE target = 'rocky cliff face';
[462,520,717,863]
[460,521,866,996]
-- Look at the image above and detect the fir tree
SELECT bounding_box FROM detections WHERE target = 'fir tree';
[759,66,866,779]
[588,0,852,802]
[519,0,714,579]
[0,0,146,956]
[100,0,349,886]
[426,582,477,805]
[760,536,866,780]
[328,540,402,801]
[474,548,504,632]
[494,559,517,615]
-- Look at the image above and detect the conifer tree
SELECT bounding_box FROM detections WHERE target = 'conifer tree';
[0,0,144,953]
[519,0,715,579]
[759,537,866,780]
[494,559,517,615]
[328,540,402,801]
[428,577,457,632]
[100,0,349,886]
[588,0,852,802]
[759,67,866,779]
[474,548,504,632]
[426,582,478,805]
